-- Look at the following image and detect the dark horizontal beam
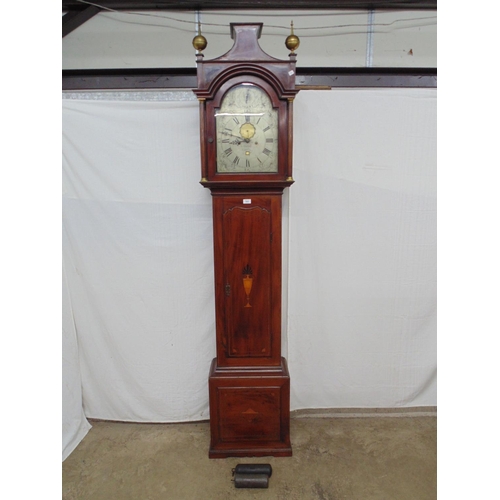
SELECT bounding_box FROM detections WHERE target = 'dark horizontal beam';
[62,68,197,90]
[62,0,437,11]
[63,5,101,37]
[62,67,436,90]
[296,67,436,88]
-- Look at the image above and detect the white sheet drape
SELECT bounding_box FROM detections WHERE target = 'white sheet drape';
[62,89,436,452]
[62,99,215,425]
[289,90,436,409]
[62,258,91,460]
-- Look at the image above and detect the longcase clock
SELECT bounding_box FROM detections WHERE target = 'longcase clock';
[193,23,299,458]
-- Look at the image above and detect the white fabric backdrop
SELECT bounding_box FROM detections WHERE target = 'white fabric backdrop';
[289,90,436,408]
[63,99,215,424]
[62,89,436,440]
[62,258,91,460]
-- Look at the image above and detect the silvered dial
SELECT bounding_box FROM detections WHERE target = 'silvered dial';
[216,84,278,173]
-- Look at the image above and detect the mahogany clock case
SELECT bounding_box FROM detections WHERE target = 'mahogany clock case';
[208,189,292,457]
[211,191,283,368]
[194,23,298,458]
[208,358,292,458]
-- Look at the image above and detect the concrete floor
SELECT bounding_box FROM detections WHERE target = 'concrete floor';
[62,409,436,500]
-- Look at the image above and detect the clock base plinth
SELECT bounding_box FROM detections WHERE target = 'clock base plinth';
[208,358,292,459]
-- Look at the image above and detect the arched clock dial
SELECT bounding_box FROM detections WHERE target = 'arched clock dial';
[215,84,278,173]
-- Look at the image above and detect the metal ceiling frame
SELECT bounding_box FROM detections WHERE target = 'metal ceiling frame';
[63,5,101,37]
[62,0,437,37]
[62,1,437,10]
[62,0,437,88]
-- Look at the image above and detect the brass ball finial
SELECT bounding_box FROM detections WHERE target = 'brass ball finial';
[192,24,207,52]
[285,21,300,53]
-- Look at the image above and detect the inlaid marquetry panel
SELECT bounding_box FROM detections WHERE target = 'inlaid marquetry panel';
[212,193,282,368]
[222,205,272,358]
[218,387,281,442]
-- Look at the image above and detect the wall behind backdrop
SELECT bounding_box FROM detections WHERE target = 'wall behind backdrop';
[62,87,436,457]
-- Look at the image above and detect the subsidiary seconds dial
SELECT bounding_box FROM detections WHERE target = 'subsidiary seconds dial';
[215,84,278,173]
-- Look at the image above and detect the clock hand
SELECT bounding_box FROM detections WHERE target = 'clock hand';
[220,132,248,145]
[220,131,241,139]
